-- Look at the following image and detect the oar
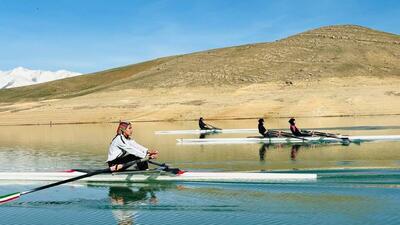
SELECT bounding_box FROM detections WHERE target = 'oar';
[208,124,222,130]
[280,131,309,142]
[0,158,149,204]
[202,121,221,130]
[303,130,350,142]
[268,130,309,142]
[149,160,184,174]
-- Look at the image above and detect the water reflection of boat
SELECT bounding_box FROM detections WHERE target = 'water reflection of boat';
[291,145,301,161]
[258,143,304,161]
[258,143,270,161]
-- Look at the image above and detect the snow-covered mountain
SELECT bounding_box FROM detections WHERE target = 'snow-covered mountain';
[0,67,82,89]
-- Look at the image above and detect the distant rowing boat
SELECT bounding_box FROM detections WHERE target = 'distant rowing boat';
[177,135,400,145]
[155,129,258,135]
[0,170,316,183]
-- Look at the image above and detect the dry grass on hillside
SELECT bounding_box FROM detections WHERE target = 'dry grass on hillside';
[0,25,399,124]
[1,25,399,103]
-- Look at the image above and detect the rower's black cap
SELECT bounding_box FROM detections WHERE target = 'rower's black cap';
[288,118,295,123]
[258,118,264,123]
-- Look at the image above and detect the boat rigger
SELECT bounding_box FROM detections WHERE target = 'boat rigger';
[177,135,400,145]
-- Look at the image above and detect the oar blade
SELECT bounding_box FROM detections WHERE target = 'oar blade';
[167,167,185,175]
[0,192,21,204]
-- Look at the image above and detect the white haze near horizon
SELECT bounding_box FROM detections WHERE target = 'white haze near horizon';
[0,67,82,89]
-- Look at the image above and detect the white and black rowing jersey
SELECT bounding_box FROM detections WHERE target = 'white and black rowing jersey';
[107,134,148,162]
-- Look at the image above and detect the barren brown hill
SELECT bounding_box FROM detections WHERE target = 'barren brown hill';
[0,24,399,125]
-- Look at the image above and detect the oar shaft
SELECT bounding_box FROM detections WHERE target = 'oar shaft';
[23,169,109,195]
[149,160,167,167]
[304,130,349,140]
[210,126,221,130]
[304,130,351,144]
[23,158,148,195]
[311,130,336,136]
[1,158,151,204]
[205,123,221,130]
[268,130,307,141]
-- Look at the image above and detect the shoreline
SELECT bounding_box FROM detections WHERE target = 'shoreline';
[1,76,399,126]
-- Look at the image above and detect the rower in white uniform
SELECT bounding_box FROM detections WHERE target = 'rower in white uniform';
[107,121,159,172]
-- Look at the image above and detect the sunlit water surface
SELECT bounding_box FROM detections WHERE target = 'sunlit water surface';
[1,116,400,224]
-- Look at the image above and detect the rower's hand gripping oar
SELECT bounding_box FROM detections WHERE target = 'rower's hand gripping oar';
[0,158,149,204]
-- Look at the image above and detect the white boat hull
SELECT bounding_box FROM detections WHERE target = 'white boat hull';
[177,135,400,145]
[0,171,316,183]
[155,129,258,135]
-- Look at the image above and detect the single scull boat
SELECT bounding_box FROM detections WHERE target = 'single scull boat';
[0,170,316,183]
[0,160,316,204]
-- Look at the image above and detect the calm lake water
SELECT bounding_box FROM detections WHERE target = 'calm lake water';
[1,116,400,224]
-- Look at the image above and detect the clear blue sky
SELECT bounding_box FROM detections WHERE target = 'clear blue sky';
[0,0,399,73]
